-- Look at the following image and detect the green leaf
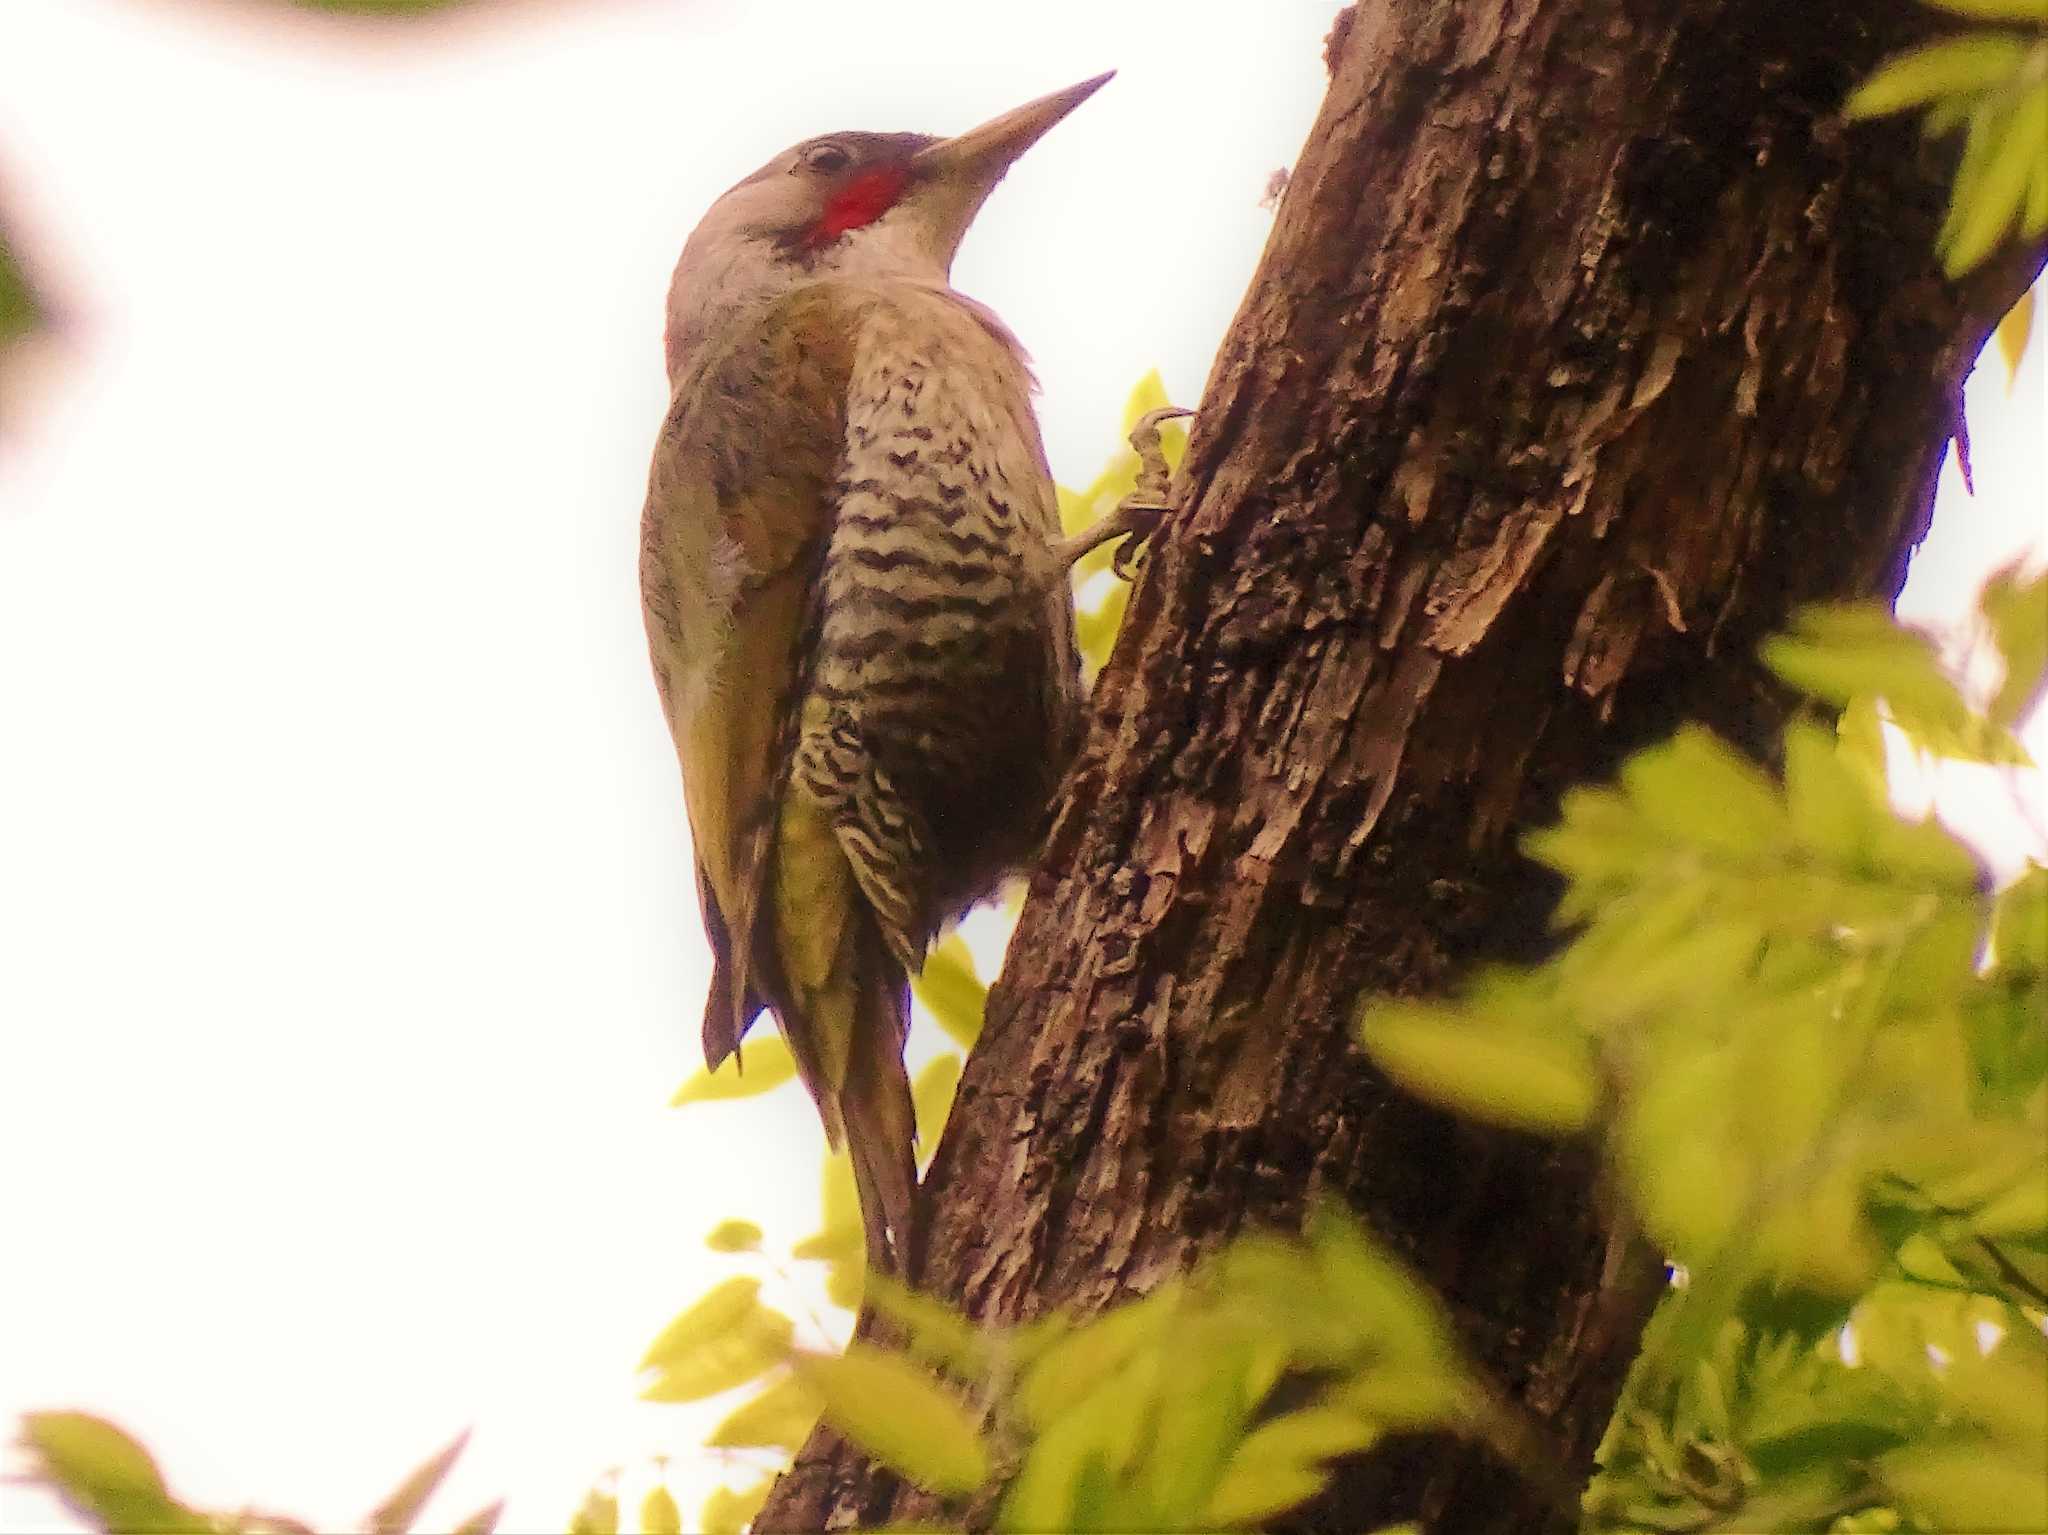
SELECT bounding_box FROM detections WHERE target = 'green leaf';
[816,1146,862,1238]
[1990,867,2047,974]
[638,1277,794,1402]
[703,1218,763,1253]
[1784,720,1887,865]
[825,1253,866,1312]
[1075,580,1131,673]
[698,1479,771,1535]
[706,1371,823,1451]
[911,1053,963,1152]
[1942,1335,2048,1452]
[1212,1231,1360,1366]
[1837,695,1892,799]
[1121,370,1173,434]
[1622,726,1787,856]
[791,1222,862,1264]
[1019,1283,1180,1428]
[567,1487,618,1535]
[1002,1376,1150,1531]
[911,936,987,1049]
[1306,1204,1466,1373]
[1766,604,2020,767]
[1996,288,2037,382]
[366,1430,468,1534]
[0,225,46,357]
[290,0,477,11]
[1201,1406,1377,1523]
[1842,33,2032,119]
[1334,1364,1474,1430]
[1878,1437,2048,1530]
[862,1270,991,1378]
[669,1036,798,1106]
[795,1152,868,1308]
[638,1486,681,1535]
[1922,0,2048,21]
[1131,1317,1261,1524]
[794,1344,991,1495]
[1360,1002,1597,1134]
[1982,562,2048,728]
[1945,83,2048,274]
[17,1413,202,1534]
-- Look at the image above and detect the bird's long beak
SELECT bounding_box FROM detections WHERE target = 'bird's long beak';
[908,72,1114,262]
[915,71,1116,186]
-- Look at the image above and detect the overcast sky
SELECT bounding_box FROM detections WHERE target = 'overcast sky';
[0,2,2040,1531]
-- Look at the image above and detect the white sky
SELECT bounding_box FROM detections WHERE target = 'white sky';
[0,2,2039,1531]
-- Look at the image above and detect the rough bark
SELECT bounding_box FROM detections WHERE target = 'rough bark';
[761,0,2044,1528]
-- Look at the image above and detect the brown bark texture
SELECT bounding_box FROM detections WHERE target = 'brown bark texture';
[761,0,2044,1528]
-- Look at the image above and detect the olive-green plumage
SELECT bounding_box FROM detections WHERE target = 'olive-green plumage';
[640,78,1105,1271]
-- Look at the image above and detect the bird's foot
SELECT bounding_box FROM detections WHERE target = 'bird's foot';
[1058,406,1194,577]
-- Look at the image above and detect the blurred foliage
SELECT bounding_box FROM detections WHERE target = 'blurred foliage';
[1363,568,2048,1533]
[0,228,42,357]
[17,1416,497,1535]
[1996,285,2036,378]
[274,1,503,13]
[632,1196,1491,1531]
[1844,0,2048,276]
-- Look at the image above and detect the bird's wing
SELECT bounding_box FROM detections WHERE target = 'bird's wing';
[640,283,859,1078]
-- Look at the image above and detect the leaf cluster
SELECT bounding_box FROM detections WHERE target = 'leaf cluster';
[635,1196,1487,1532]
[17,1417,498,1535]
[1844,0,2048,276]
[1359,572,2048,1532]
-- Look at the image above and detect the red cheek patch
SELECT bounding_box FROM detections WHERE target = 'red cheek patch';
[801,166,912,249]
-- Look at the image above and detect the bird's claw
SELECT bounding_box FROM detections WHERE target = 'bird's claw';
[1059,405,1194,577]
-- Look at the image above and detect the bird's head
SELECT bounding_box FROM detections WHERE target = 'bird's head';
[665,72,1112,382]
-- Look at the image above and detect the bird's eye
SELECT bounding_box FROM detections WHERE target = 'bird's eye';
[799,144,853,176]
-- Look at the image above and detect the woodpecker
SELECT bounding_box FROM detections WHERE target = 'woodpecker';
[640,75,1111,1272]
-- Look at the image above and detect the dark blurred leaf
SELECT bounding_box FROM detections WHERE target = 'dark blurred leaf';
[1997,288,2037,381]
[638,1485,681,1535]
[286,0,482,13]
[638,1277,794,1402]
[1922,0,2048,24]
[910,1052,962,1153]
[566,1486,618,1535]
[703,1218,763,1253]
[669,1036,797,1106]
[1842,33,2032,119]
[0,225,43,355]
[862,1269,990,1379]
[699,1479,771,1535]
[910,936,986,1049]
[706,1371,822,1452]
[17,1414,204,1534]
[366,1429,467,1534]
[795,1344,990,1495]
[1945,83,2048,275]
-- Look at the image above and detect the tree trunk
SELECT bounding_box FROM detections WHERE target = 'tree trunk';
[761,0,2043,1528]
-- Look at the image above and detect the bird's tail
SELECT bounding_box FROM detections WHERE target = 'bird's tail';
[841,926,919,1275]
[766,792,920,1274]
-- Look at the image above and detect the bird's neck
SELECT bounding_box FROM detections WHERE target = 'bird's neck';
[665,214,953,391]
